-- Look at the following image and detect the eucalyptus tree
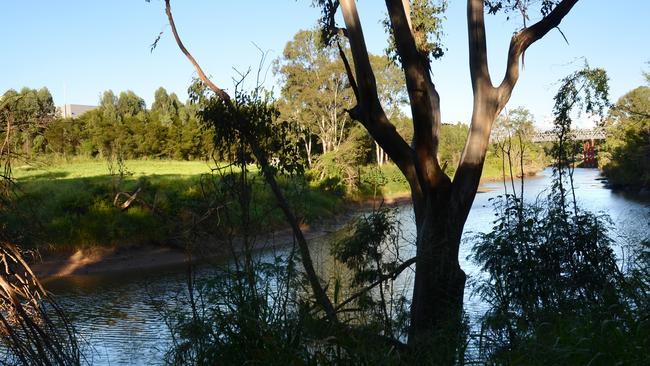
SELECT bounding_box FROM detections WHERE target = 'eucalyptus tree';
[275,29,353,165]
[117,90,146,118]
[160,0,584,360]
[151,86,181,126]
[314,0,582,349]
[276,30,408,167]
[0,87,55,155]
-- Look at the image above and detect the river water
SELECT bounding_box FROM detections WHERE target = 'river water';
[45,168,649,365]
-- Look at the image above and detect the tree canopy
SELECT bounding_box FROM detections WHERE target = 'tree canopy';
[600,84,650,188]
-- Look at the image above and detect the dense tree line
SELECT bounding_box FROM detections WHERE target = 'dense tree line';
[1,87,214,161]
[0,87,56,159]
[2,28,547,178]
[1,87,467,175]
[600,75,650,190]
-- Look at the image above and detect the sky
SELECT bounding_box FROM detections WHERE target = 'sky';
[1,1,648,130]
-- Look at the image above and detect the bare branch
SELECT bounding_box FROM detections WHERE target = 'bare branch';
[164,0,231,103]
[247,140,338,322]
[401,0,413,33]
[339,0,418,187]
[498,0,579,104]
[450,0,506,234]
[334,257,416,312]
[467,0,493,90]
[337,40,359,100]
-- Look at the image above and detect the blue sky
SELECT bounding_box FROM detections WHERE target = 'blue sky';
[1,1,648,128]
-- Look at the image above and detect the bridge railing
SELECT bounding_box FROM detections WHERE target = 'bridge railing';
[491,127,606,143]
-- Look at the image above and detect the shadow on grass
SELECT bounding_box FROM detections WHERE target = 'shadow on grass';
[7,173,345,252]
[18,171,70,181]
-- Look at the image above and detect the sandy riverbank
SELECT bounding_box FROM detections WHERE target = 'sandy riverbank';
[29,174,508,281]
[30,193,413,281]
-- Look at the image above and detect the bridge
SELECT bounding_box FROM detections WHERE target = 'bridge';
[530,127,606,142]
[490,127,606,143]
[490,127,607,168]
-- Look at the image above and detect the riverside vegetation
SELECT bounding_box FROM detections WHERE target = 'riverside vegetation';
[3,86,546,253]
[0,1,648,364]
[158,64,649,364]
[598,71,650,191]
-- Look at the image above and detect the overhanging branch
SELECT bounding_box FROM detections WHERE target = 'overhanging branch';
[164,0,230,103]
[163,0,337,323]
[337,40,359,101]
[498,0,579,104]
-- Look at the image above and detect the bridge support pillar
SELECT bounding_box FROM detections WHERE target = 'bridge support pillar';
[582,139,596,168]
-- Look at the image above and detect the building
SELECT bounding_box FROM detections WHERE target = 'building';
[57,104,96,118]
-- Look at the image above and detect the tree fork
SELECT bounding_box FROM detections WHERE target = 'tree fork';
[335,0,580,356]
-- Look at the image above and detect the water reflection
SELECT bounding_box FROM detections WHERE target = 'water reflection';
[45,168,648,365]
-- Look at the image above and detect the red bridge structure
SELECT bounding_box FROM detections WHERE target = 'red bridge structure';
[531,127,606,168]
[491,127,607,168]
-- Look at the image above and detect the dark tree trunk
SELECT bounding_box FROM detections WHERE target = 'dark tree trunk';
[164,0,580,361]
[408,182,467,363]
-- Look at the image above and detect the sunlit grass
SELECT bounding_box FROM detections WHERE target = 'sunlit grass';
[14,158,216,180]
[7,156,548,251]
[7,159,342,251]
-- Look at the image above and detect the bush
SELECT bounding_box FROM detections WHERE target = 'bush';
[469,66,649,364]
[469,191,634,363]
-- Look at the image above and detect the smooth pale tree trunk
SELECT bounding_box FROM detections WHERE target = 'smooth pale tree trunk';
[375,142,389,166]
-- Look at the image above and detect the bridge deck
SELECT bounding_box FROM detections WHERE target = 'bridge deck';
[491,127,606,143]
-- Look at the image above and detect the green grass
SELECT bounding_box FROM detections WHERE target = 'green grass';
[356,152,549,199]
[7,159,343,252]
[7,155,548,252]
[14,159,216,180]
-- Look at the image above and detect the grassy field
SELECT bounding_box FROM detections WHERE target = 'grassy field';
[14,159,216,180]
[7,156,547,252]
[9,159,343,252]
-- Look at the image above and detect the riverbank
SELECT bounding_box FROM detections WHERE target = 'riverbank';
[32,185,515,280]
[11,159,506,252]
[17,158,540,279]
[31,192,413,280]
[10,159,346,252]
[41,168,650,366]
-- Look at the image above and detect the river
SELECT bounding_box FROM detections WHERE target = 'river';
[44,168,649,365]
